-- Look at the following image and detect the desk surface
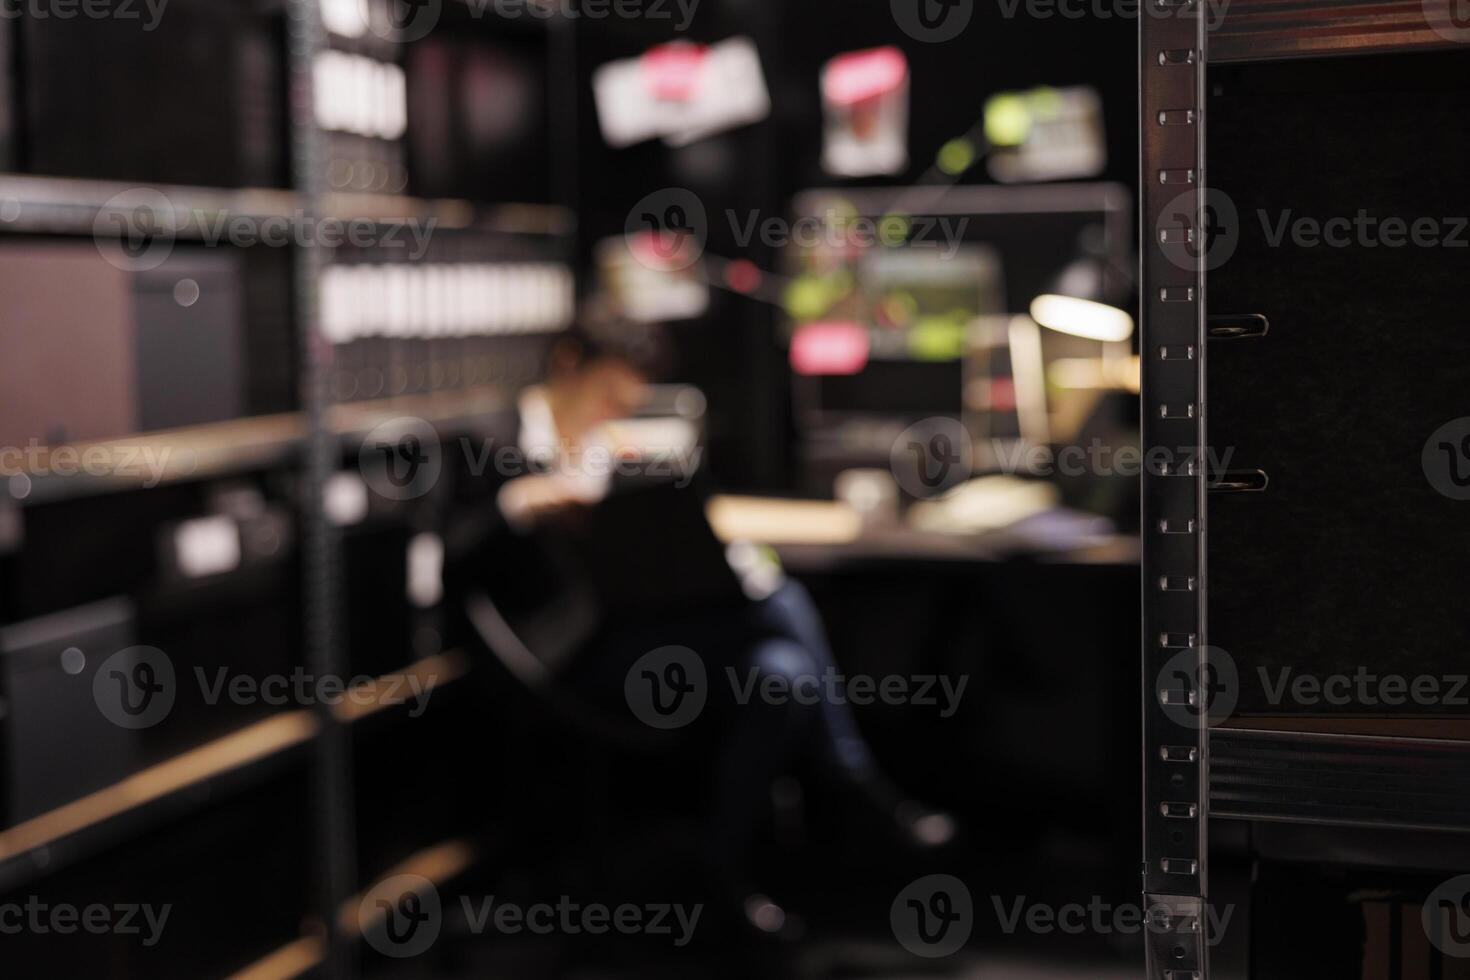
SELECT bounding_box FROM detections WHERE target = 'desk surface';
[706,494,1140,569]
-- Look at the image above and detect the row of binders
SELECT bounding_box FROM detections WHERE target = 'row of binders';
[321,262,576,343]
[315,51,409,140]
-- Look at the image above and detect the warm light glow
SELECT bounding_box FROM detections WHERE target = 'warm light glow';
[1048,356,1142,393]
[1029,294,1135,342]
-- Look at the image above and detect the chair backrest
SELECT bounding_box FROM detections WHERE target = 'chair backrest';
[465,582,600,687]
[461,586,673,750]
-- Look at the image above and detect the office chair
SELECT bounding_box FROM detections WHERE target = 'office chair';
[462,585,674,750]
[460,585,802,892]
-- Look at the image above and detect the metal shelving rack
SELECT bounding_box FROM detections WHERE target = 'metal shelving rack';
[1139,1,1210,976]
[280,0,578,972]
[284,0,359,974]
[0,0,578,974]
[1140,3,1469,977]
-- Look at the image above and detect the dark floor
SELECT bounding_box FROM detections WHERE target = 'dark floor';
[359,807,1143,979]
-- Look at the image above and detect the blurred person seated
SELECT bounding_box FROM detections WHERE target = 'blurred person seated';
[447,309,955,937]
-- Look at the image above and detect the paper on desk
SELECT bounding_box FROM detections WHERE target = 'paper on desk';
[906,475,1059,534]
[706,495,863,546]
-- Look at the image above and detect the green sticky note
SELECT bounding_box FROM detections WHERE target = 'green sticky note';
[984,93,1033,147]
[909,316,967,360]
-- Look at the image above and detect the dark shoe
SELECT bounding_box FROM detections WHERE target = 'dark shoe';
[895,800,958,849]
[850,773,960,852]
[742,892,806,941]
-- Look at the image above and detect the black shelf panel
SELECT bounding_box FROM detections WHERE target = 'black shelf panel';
[0,175,300,238]
[1211,0,1465,63]
[1212,728,1470,832]
[0,647,463,898]
[2,389,515,508]
[0,710,318,894]
[337,837,479,942]
[0,173,575,238]
[223,935,326,980]
[332,651,470,725]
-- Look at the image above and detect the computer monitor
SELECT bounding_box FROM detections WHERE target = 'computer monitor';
[783,182,1131,496]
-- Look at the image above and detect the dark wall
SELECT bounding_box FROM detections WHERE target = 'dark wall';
[573,0,1139,489]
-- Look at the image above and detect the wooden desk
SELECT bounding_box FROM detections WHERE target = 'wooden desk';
[705,494,1140,570]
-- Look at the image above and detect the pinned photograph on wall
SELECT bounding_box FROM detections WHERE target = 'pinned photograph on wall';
[789,320,871,376]
[820,46,909,177]
[596,234,710,323]
[592,37,771,149]
[984,85,1106,183]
